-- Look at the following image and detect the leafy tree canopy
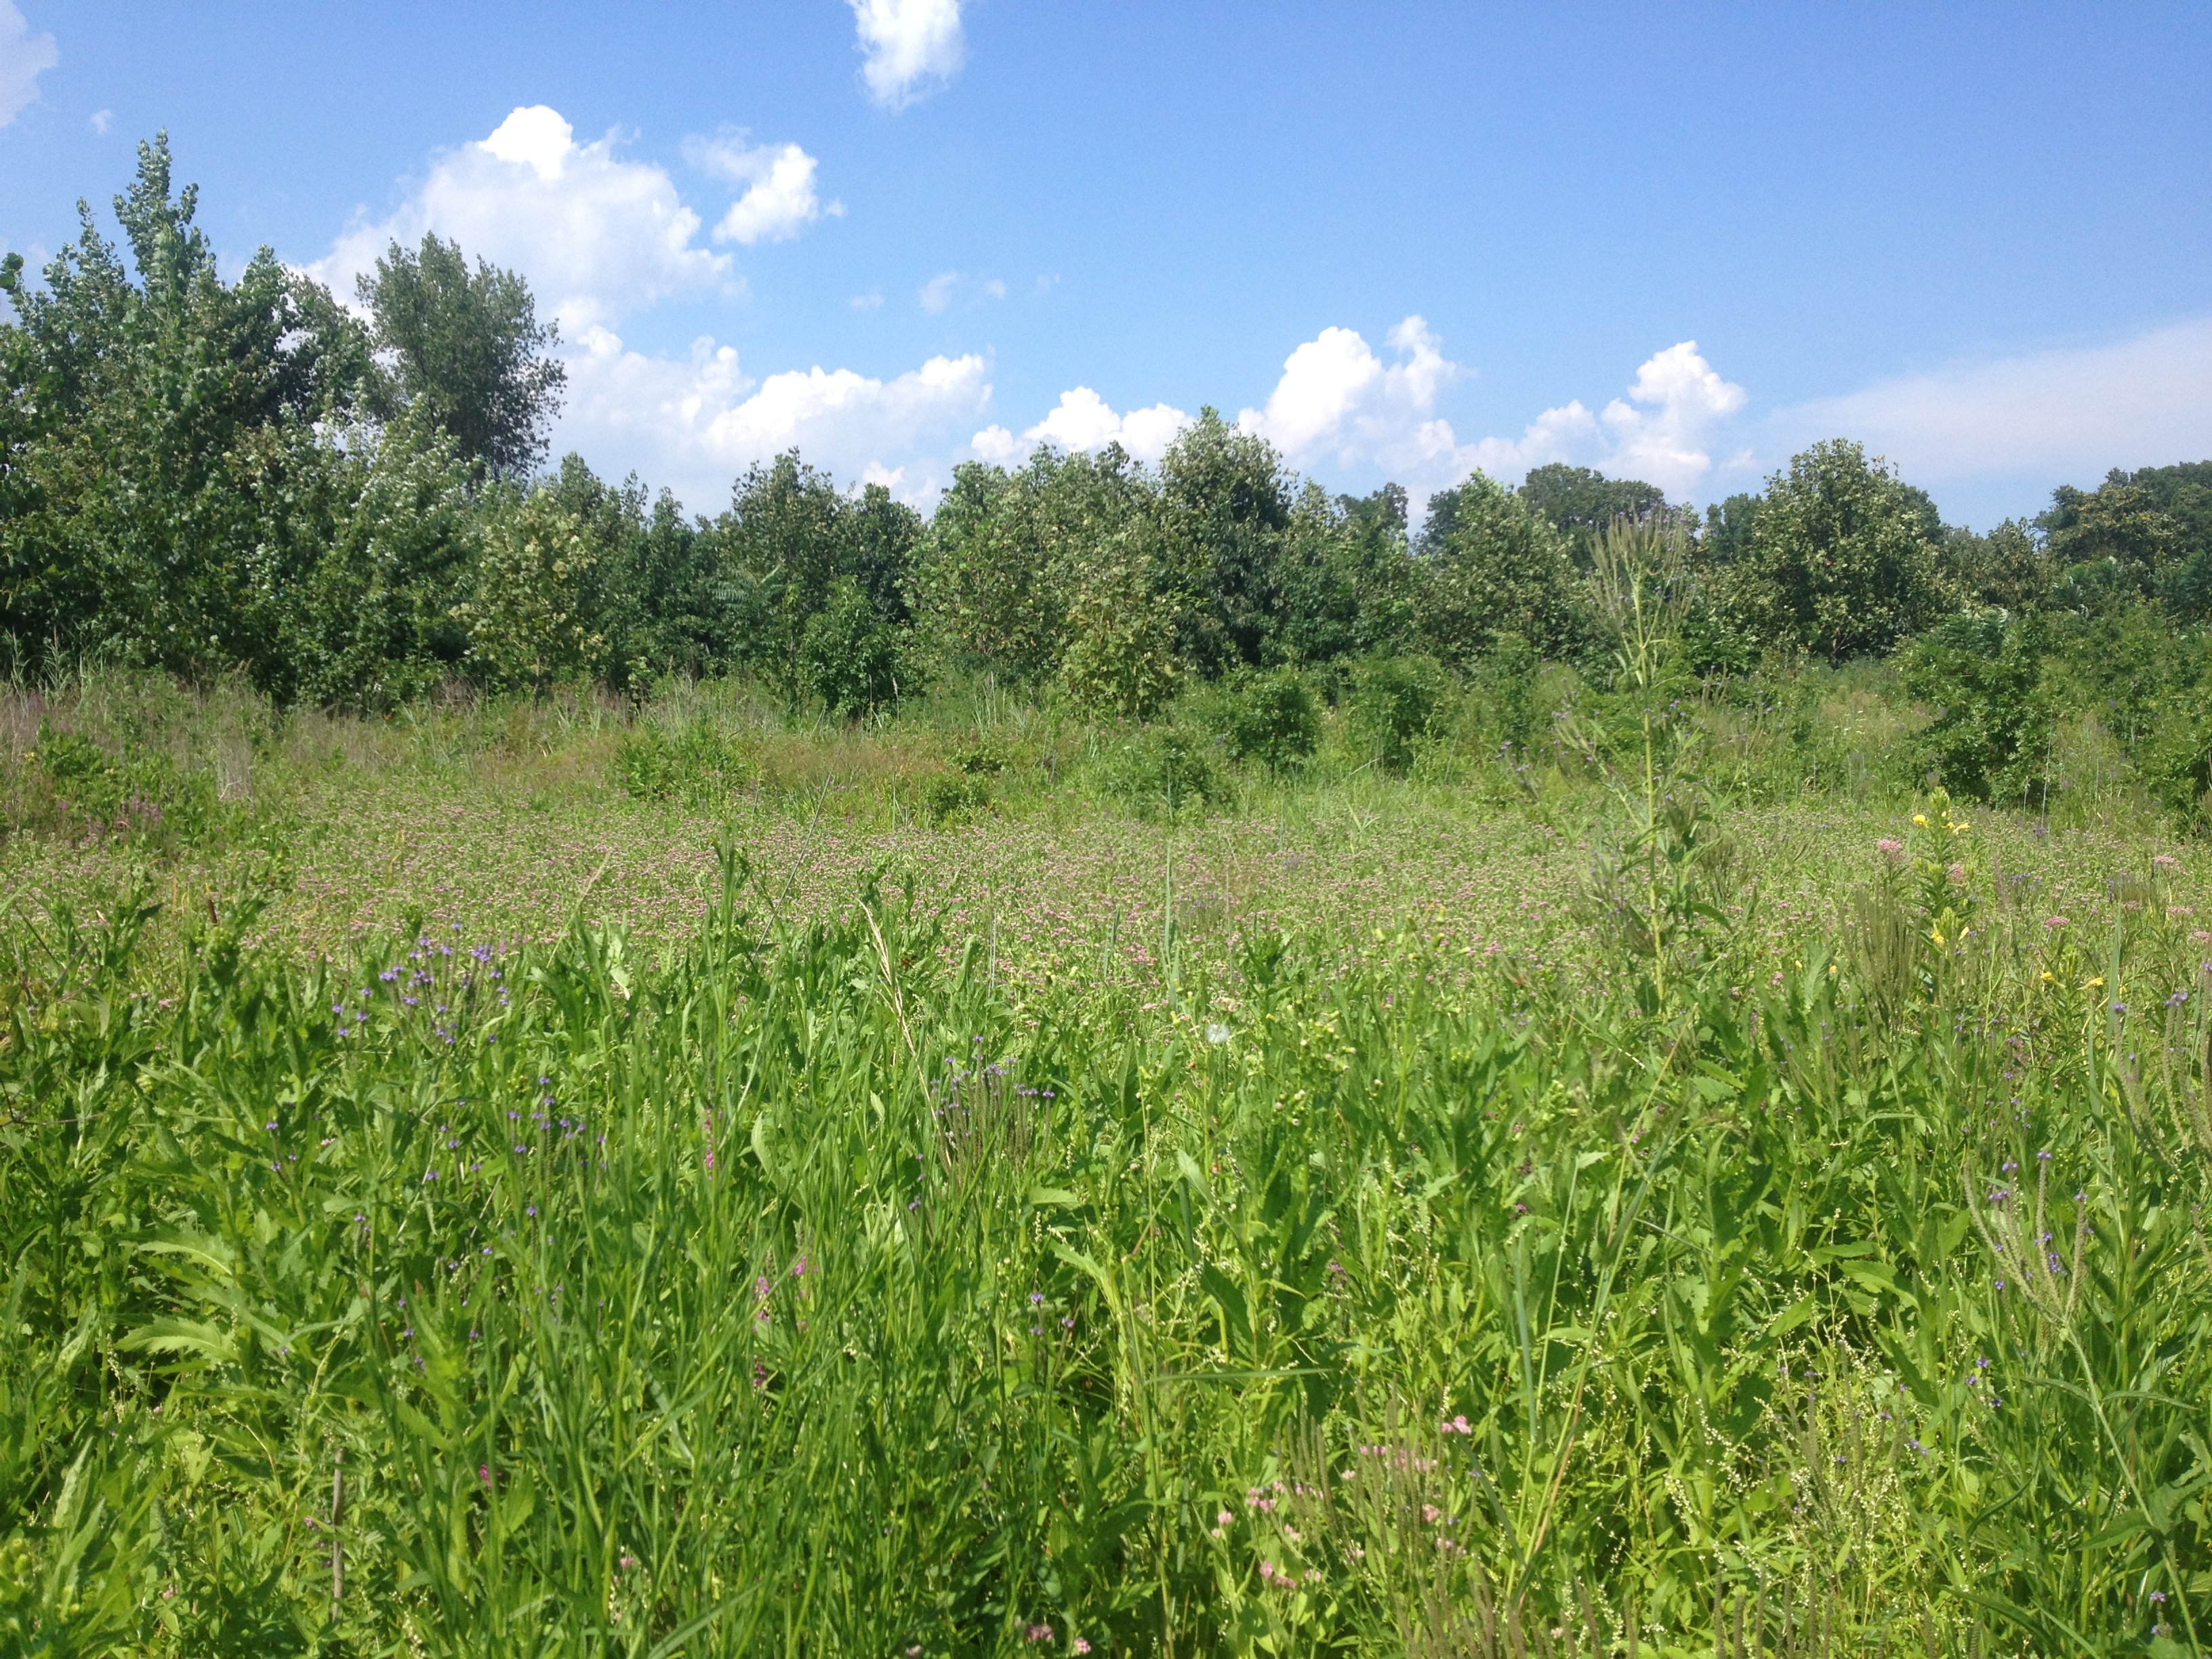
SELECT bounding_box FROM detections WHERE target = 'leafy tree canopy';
[359,233,567,481]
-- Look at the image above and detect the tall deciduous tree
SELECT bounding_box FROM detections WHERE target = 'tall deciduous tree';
[1,133,375,680]
[1156,409,1291,674]
[1723,439,1946,661]
[1517,464,1670,565]
[359,234,567,481]
[1414,473,1586,663]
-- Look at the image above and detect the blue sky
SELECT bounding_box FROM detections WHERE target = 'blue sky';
[3,1,2208,527]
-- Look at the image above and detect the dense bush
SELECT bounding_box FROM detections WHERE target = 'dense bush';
[1349,653,1449,773]
[1900,613,2054,806]
[1208,665,1322,771]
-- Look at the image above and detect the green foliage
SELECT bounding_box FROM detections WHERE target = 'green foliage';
[1516,463,1668,565]
[276,417,476,710]
[0,134,375,684]
[614,718,754,807]
[4,823,2210,1654]
[1940,518,2050,613]
[1470,630,1542,756]
[919,769,993,825]
[2042,604,2212,823]
[1720,438,1948,661]
[1900,613,2055,806]
[1099,722,1221,819]
[802,576,908,718]
[1208,666,1322,772]
[2044,461,2212,622]
[24,720,220,846]
[1414,474,1587,663]
[1349,653,1449,773]
[1057,522,1185,722]
[357,232,567,480]
[1155,409,1293,673]
[453,488,611,691]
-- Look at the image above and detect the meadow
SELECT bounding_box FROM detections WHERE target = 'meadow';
[2,669,2209,1656]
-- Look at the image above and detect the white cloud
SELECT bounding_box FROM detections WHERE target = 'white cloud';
[0,1,58,128]
[850,0,965,109]
[915,269,1006,315]
[1599,342,1747,487]
[1237,314,1471,484]
[1237,319,1748,501]
[89,107,110,135]
[558,324,990,510]
[971,387,1193,466]
[1771,319,2212,485]
[970,424,1019,464]
[851,291,884,310]
[309,105,730,331]
[682,130,840,245]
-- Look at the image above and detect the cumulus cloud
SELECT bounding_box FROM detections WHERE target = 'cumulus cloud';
[850,0,966,109]
[1237,318,1748,501]
[1599,342,1748,486]
[89,107,110,135]
[973,387,1192,466]
[558,324,990,510]
[310,106,729,331]
[1238,316,1465,478]
[0,1,58,128]
[1771,319,2212,486]
[682,130,841,244]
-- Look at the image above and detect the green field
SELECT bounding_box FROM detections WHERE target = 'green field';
[3,672,2209,1657]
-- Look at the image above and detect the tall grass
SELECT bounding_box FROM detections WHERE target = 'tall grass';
[3,805,2207,1654]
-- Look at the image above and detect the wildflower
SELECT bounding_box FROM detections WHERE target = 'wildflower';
[1074,1641,1091,1655]
[1206,1022,1230,1044]
[1913,814,1927,827]
[1023,1623,1053,1643]
[478,1464,493,1486]
[1876,838,1904,859]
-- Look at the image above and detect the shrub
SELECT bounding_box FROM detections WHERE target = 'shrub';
[1211,667,1321,772]
[1102,725,1221,820]
[25,722,219,845]
[614,720,754,808]
[1349,654,1449,773]
[1900,614,2053,807]
[1471,631,1541,756]
[801,577,907,719]
[920,771,992,825]
[455,489,612,691]
[948,733,1011,776]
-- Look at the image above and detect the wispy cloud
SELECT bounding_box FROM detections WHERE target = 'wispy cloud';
[1770,319,2212,487]
[0,1,58,128]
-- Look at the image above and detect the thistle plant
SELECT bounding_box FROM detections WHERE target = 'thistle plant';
[1569,512,1725,1006]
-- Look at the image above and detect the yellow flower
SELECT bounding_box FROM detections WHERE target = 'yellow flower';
[2085,977,2104,989]
[1913,814,1928,827]
[1950,821,1969,834]
[1828,963,1839,975]
[2041,970,2055,983]
[1930,928,1946,945]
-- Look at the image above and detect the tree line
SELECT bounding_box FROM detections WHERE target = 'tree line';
[5,139,2209,764]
